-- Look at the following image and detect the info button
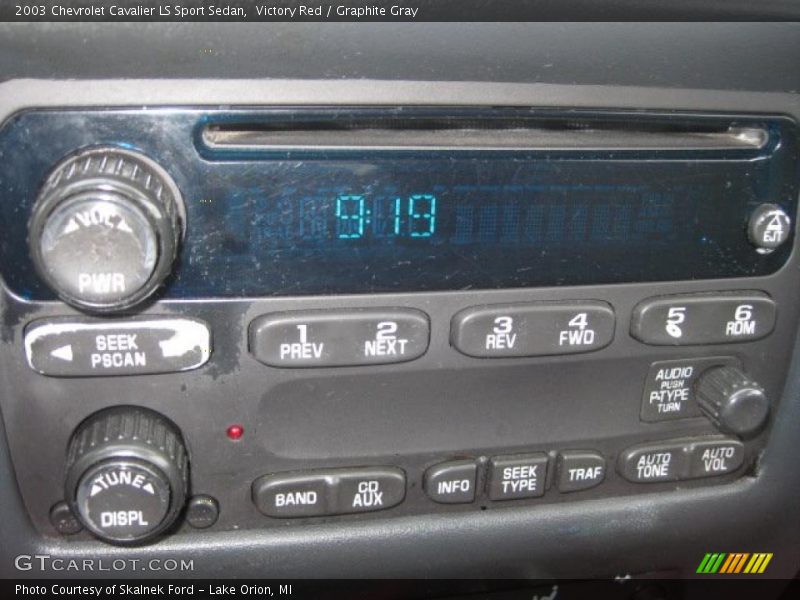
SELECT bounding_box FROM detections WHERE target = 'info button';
[24,317,211,377]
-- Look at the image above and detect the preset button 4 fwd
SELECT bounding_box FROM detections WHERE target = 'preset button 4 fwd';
[451,301,615,358]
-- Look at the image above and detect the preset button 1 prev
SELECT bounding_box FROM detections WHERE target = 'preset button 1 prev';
[24,317,212,376]
[451,301,614,358]
[249,309,429,367]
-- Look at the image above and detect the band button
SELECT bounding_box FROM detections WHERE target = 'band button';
[252,473,331,518]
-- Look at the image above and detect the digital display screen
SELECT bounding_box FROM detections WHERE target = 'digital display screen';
[184,157,781,295]
[0,109,796,299]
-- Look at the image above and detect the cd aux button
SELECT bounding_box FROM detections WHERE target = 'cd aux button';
[450,301,615,358]
[630,292,776,346]
[249,309,429,367]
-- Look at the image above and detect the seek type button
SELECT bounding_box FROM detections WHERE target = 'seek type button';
[24,317,212,376]
[488,454,548,500]
[641,357,740,422]
[451,301,615,358]
[249,308,429,367]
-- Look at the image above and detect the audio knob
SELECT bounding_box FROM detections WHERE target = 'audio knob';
[29,147,185,312]
[65,406,188,544]
[694,366,770,438]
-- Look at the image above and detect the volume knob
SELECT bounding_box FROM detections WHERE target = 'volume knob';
[65,406,189,544]
[29,147,184,312]
[694,366,770,438]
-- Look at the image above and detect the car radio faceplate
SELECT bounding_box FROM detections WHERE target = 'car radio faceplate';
[0,106,798,545]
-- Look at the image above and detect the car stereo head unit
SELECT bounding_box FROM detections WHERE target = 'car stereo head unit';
[0,106,799,549]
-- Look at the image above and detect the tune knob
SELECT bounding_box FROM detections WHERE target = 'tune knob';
[694,366,770,438]
[65,406,189,544]
[29,147,185,312]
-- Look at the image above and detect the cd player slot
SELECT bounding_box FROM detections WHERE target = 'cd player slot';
[202,120,767,153]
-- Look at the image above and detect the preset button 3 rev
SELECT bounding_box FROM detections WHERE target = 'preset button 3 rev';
[451,301,615,358]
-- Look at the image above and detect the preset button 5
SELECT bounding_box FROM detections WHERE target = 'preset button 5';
[631,292,776,346]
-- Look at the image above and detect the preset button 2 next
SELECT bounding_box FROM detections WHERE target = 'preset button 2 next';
[249,308,429,367]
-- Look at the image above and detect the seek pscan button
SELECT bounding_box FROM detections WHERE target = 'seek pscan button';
[24,316,211,376]
[249,308,429,367]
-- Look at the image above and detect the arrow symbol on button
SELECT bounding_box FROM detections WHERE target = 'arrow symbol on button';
[142,482,155,495]
[90,484,103,497]
[63,218,80,234]
[50,344,74,362]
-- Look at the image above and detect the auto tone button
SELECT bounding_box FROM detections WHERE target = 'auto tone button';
[619,442,689,483]
[24,316,212,376]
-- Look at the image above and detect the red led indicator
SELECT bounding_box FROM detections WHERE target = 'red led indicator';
[226,424,244,441]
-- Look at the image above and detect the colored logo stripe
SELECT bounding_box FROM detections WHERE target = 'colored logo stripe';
[744,553,774,574]
[697,553,726,573]
[698,552,773,574]
[720,553,749,573]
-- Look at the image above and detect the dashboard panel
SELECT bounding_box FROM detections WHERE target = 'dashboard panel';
[1,22,800,587]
